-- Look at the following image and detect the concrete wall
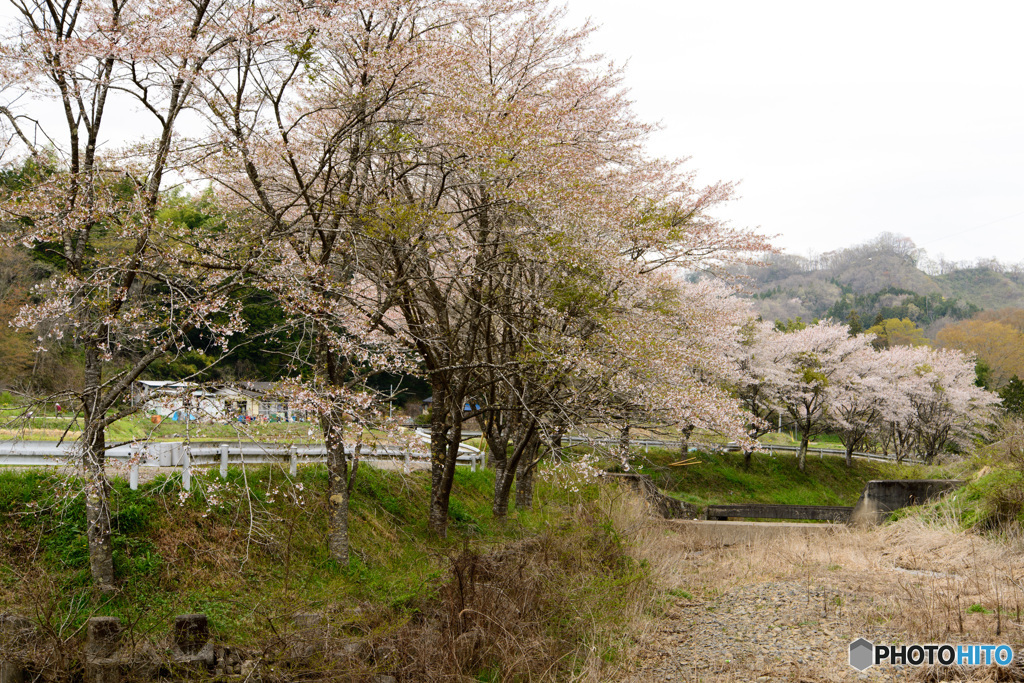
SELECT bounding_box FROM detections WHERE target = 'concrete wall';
[669,520,841,546]
[850,479,963,526]
[603,473,700,519]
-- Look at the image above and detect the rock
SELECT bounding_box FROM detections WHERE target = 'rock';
[339,640,369,659]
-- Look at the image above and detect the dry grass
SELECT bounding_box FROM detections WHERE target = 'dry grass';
[625,513,1024,682]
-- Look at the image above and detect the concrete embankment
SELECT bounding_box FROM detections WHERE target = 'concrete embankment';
[666,519,844,546]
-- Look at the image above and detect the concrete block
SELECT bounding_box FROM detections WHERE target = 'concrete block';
[172,614,215,667]
[0,614,33,683]
[850,480,963,526]
[85,617,123,683]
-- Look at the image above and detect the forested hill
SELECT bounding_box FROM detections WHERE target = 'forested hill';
[737,233,1024,333]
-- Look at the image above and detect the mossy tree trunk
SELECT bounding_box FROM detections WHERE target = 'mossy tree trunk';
[83,343,114,593]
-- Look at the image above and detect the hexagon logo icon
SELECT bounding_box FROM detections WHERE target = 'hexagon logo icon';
[849,638,874,671]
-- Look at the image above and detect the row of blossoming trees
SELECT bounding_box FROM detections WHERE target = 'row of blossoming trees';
[735,320,999,471]
[0,0,774,591]
[0,0,994,596]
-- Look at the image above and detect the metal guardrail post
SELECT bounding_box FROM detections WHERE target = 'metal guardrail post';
[219,444,228,479]
[403,452,410,474]
[129,447,139,491]
[182,447,191,492]
[289,446,297,476]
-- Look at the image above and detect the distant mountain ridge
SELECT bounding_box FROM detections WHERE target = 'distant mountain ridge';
[735,234,1024,334]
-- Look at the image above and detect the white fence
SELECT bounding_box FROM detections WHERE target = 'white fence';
[459,431,915,464]
[0,437,483,491]
[0,429,914,493]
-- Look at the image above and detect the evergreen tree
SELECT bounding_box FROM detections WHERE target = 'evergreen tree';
[999,376,1024,415]
[975,358,993,389]
[847,310,863,336]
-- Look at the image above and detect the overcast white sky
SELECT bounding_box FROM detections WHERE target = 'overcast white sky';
[4,1,1022,265]
[564,0,1024,265]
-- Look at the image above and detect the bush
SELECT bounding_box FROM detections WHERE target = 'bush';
[967,417,1024,530]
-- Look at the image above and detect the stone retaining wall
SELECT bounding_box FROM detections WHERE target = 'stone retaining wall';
[603,473,700,519]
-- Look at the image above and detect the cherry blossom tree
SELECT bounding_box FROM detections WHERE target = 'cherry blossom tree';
[905,346,999,461]
[825,343,886,466]
[185,0,451,562]
[376,0,770,533]
[858,346,917,461]
[730,319,785,465]
[764,321,874,471]
[0,0,256,591]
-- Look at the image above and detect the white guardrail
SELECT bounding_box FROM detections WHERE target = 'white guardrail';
[0,429,912,492]
[0,428,482,491]
[459,431,916,464]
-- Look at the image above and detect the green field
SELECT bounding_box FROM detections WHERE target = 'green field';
[624,445,950,508]
[1,410,331,443]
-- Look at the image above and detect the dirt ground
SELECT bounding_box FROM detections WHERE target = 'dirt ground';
[625,516,1024,683]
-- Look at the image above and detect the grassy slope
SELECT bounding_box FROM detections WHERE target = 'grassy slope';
[893,466,1024,532]
[629,446,948,508]
[0,464,653,681]
[1,466,516,630]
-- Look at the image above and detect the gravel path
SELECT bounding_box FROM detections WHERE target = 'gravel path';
[622,515,1024,683]
[629,579,915,682]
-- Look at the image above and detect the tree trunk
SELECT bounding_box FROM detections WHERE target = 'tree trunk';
[679,424,694,458]
[797,434,809,472]
[82,346,114,593]
[743,449,753,467]
[515,461,534,510]
[514,432,540,510]
[550,429,564,461]
[428,384,461,538]
[492,468,512,519]
[322,409,349,566]
[493,420,536,520]
[484,413,511,519]
[845,444,854,468]
[618,422,630,460]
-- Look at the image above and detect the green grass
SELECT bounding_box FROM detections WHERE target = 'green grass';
[0,463,659,681]
[892,466,1024,532]
[0,463,633,652]
[1,410,330,443]
[627,446,947,509]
